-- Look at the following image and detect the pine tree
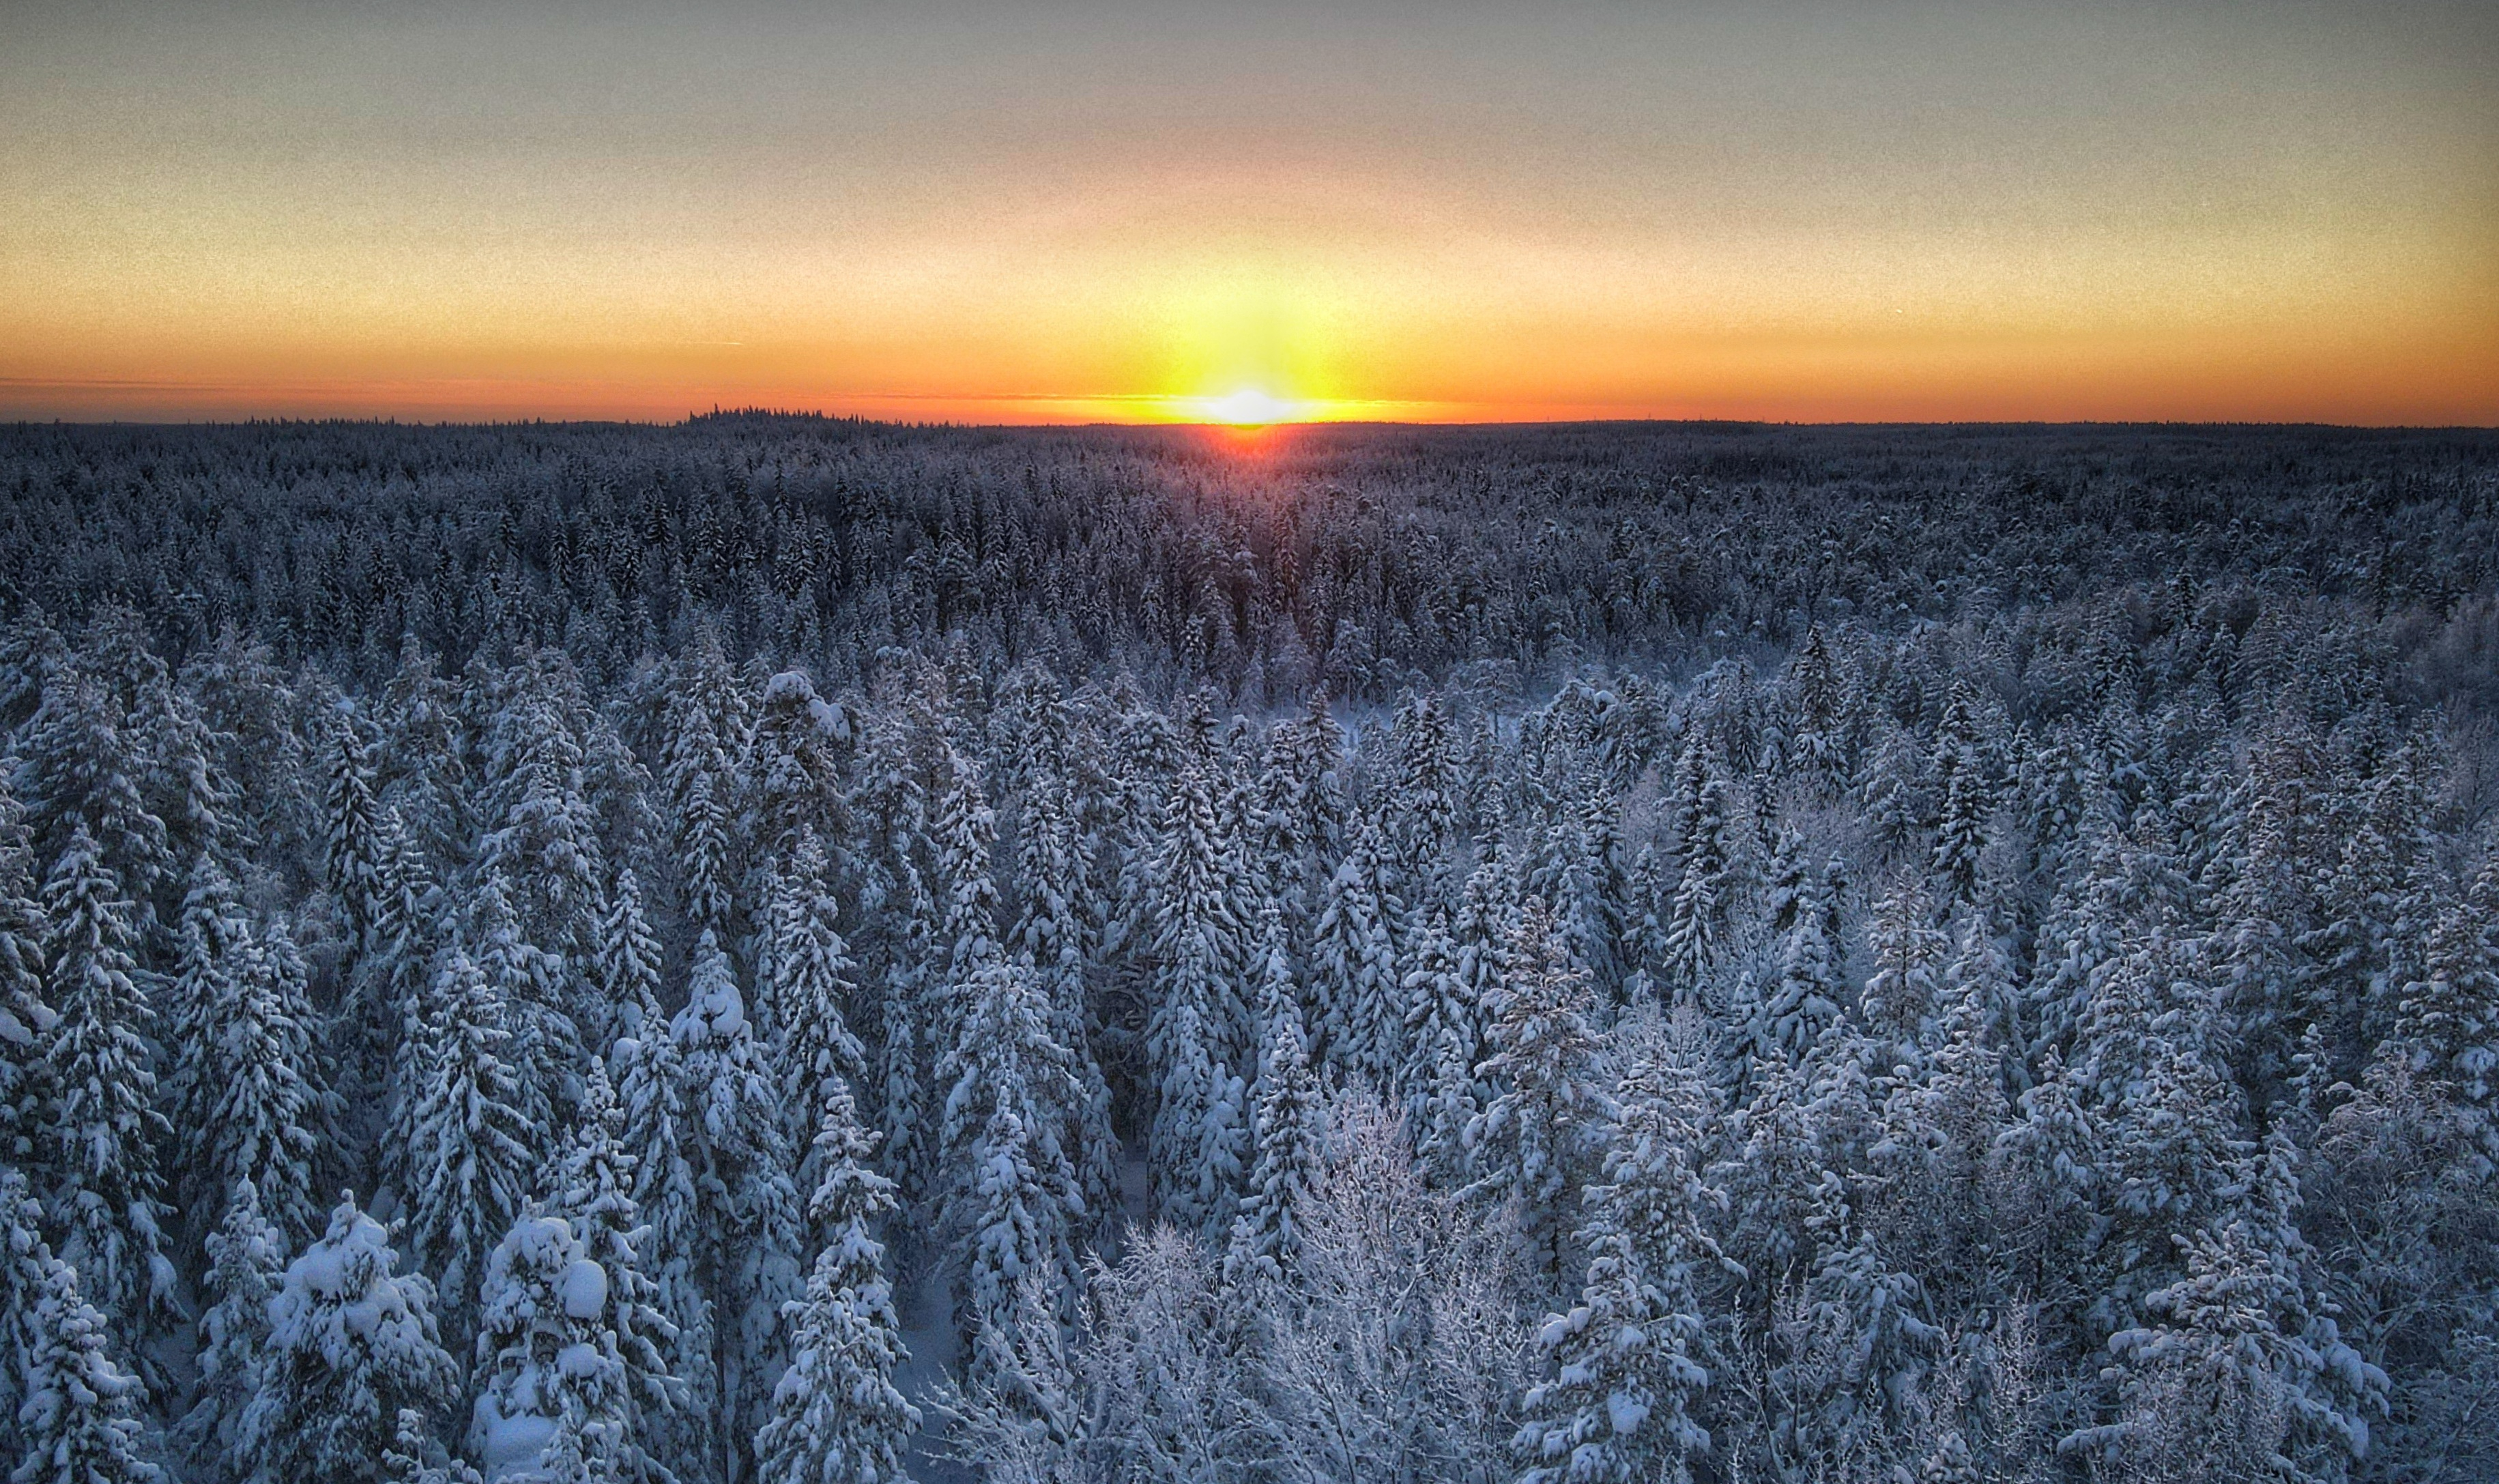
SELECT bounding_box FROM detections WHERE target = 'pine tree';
[403,949,538,1338]
[177,1179,288,1482]
[2393,864,2499,1159]
[13,1238,158,1484]
[239,1193,464,1484]
[158,853,252,1234]
[755,1085,919,1484]
[36,826,174,1337]
[1659,763,1733,1003]
[1517,1032,1731,1484]
[539,1060,682,1482]
[1466,899,1613,1283]
[1226,920,1326,1287]
[1309,815,1405,1089]
[1858,873,1946,1064]
[467,1214,639,1484]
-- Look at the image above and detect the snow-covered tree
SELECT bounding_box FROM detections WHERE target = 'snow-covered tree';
[176,1179,287,1483]
[754,1084,918,1484]
[14,1236,158,1484]
[467,1214,639,1483]
[37,824,174,1337]
[1226,919,1326,1287]
[1467,898,1613,1283]
[239,1193,464,1484]
[537,1059,681,1482]
[1517,1027,1731,1484]
[403,949,539,1337]
[1310,815,1406,1089]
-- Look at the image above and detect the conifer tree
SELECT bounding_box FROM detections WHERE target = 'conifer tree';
[1309,815,1405,1088]
[239,1193,464,1484]
[766,830,867,1193]
[1226,918,1325,1287]
[1466,899,1613,1283]
[613,993,716,1480]
[0,772,50,1174]
[593,866,666,1054]
[671,929,805,1483]
[37,825,174,1337]
[539,1060,682,1481]
[754,1085,919,1484]
[14,1236,159,1484]
[1517,1030,1731,1484]
[404,949,538,1337]
[191,915,331,1248]
[177,1179,287,1484]
[467,1214,639,1484]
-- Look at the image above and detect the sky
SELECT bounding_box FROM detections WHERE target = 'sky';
[3,1,2495,426]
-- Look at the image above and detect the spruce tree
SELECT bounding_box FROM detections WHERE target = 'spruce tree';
[539,1060,682,1482]
[177,1179,287,1483]
[403,949,538,1338]
[239,1193,464,1484]
[1225,919,1327,1287]
[14,1238,158,1484]
[1466,898,1613,1283]
[37,826,174,1338]
[1517,1031,1730,1484]
[754,1085,919,1484]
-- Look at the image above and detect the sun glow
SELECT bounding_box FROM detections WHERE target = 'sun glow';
[1202,387,1296,425]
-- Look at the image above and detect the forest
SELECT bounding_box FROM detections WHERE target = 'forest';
[0,414,2494,1483]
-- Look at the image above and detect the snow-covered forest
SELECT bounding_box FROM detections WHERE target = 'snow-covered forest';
[0,414,2496,1483]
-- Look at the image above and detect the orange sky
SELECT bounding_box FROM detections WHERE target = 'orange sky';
[4,2,2495,426]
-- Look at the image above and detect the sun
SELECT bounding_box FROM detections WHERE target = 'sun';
[1205,387,1294,425]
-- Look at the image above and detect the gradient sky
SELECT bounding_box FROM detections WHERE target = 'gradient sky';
[4,1,2495,424]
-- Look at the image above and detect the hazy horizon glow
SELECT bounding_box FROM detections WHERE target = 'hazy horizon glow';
[5,1,2495,426]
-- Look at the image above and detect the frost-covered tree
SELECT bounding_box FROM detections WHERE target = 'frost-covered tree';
[190,916,331,1249]
[1517,1028,1731,1484]
[239,1193,464,1484]
[176,1179,287,1484]
[538,1059,681,1482]
[14,1235,158,1484]
[467,1214,639,1484]
[671,929,804,1483]
[1310,815,1406,1089]
[1225,921,1326,1287]
[1467,898,1613,1283]
[754,1085,918,1484]
[403,949,539,1337]
[764,830,867,1193]
[37,825,174,1338]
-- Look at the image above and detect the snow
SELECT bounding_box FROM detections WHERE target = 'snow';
[559,1257,608,1321]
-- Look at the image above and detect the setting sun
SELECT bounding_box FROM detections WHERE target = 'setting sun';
[1206,388,1294,426]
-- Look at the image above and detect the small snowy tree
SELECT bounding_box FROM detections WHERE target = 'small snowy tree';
[13,1240,158,1484]
[467,1214,638,1484]
[239,1193,463,1484]
[37,825,174,1337]
[755,1086,919,1484]
[176,1179,288,1483]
